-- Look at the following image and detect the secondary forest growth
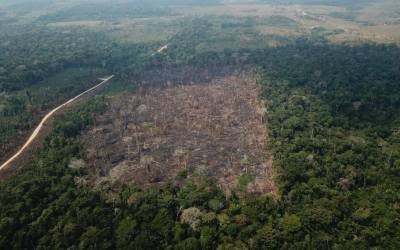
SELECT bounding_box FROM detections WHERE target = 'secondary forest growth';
[1,0,400,249]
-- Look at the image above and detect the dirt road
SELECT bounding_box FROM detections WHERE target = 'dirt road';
[0,75,114,171]
[157,44,168,53]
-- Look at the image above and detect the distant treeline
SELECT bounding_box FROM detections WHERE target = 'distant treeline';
[260,0,376,8]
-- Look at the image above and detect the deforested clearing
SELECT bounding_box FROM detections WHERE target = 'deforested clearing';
[82,71,276,195]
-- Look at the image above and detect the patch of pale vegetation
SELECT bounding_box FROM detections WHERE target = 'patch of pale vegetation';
[180,207,202,230]
[68,158,86,170]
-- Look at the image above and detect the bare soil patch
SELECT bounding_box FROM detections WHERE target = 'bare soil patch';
[82,71,276,195]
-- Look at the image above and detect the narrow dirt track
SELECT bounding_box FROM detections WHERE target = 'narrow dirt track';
[0,75,114,171]
[157,44,168,53]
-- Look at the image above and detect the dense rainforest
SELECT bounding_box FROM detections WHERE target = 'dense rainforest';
[1,39,399,249]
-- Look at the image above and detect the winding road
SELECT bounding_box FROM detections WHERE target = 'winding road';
[0,75,114,171]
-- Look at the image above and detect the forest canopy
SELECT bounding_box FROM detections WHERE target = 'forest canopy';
[1,39,400,249]
[0,0,400,249]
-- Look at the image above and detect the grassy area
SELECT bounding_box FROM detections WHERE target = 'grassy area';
[173,1,400,44]
[3,0,400,47]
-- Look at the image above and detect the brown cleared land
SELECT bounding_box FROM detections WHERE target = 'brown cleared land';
[82,72,276,195]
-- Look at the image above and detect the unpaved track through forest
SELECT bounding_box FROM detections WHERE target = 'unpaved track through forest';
[0,75,114,171]
[157,44,168,53]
